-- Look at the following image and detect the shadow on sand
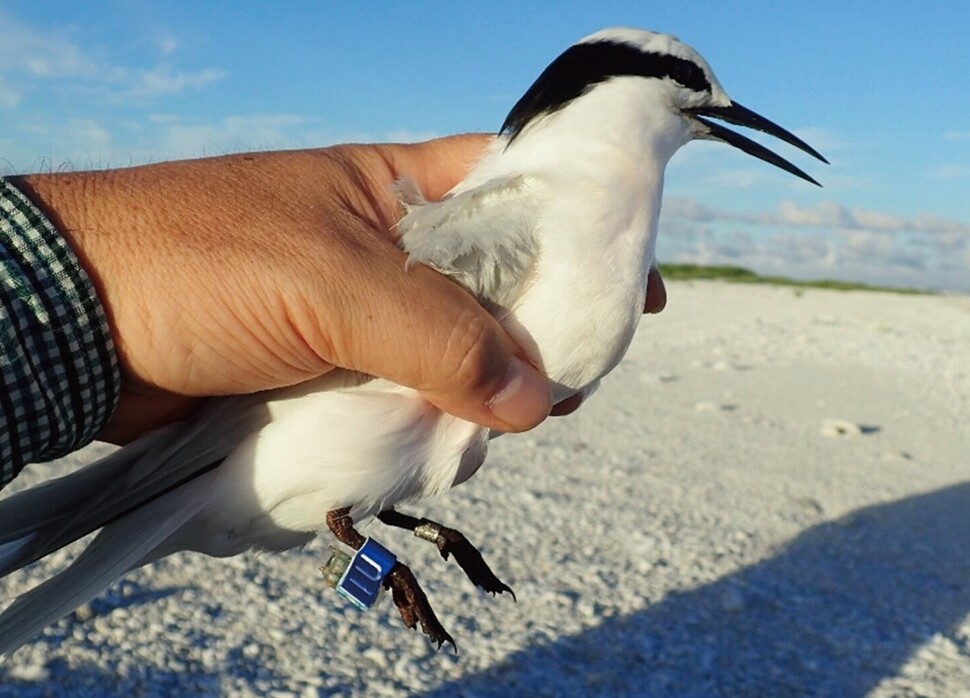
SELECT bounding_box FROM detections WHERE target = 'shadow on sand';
[424,483,970,697]
[1,484,967,696]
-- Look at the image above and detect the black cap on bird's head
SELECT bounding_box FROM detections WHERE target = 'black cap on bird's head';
[501,27,827,185]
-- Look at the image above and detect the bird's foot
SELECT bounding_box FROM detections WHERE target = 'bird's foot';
[383,562,456,652]
[325,507,456,651]
[378,510,514,599]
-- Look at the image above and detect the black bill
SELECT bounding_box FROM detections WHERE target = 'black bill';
[688,101,828,187]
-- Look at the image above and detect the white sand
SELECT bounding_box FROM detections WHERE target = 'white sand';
[2,280,969,697]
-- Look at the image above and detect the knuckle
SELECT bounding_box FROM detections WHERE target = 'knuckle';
[436,308,504,395]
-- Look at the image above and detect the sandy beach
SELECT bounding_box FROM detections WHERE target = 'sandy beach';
[1,279,968,697]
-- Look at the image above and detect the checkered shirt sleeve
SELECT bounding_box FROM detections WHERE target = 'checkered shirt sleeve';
[1,177,120,489]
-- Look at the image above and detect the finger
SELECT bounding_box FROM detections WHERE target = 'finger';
[550,393,583,417]
[644,267,667,314]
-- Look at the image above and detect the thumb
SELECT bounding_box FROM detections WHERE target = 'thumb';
[314,239,551,431]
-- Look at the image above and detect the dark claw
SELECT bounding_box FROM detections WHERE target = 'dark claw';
[383,563,457,652]
[377,509,515,600]
[434,528,515,600]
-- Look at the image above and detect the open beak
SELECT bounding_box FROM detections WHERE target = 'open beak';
[687,101,828,186]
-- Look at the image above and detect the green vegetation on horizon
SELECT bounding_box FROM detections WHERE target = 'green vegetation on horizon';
[660,264,933,295]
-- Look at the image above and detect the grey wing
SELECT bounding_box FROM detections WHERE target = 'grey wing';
[395,175,543,314]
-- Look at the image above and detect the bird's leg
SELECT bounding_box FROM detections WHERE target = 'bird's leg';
[325,506,366,549]
[325,507,455,651]
[377,509,515,599]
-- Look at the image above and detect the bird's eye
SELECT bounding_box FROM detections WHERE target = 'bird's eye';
[664,58,710,93]
[671,63,701,89]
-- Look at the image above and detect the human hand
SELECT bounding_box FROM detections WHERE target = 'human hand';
[13,135,665,442]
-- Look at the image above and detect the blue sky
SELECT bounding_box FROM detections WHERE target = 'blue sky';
[1,2,968,291]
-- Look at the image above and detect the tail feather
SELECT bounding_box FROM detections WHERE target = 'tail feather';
[0,397,267,579]
[0,537,34,576]
[0,474,212,659]
[0,426,175,545]
[0,424,204,578]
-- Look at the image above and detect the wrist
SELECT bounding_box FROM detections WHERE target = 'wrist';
[0,176,121,484]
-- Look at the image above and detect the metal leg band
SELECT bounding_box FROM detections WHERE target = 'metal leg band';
[414,520,443,544]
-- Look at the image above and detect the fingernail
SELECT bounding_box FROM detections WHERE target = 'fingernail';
[488,357,552,430]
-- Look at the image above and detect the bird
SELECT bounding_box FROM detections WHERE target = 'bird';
[0,27,825,656]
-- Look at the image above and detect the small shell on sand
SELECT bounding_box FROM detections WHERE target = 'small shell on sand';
[820,418,863,437]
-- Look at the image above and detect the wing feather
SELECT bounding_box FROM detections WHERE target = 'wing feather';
[396,175,544,313]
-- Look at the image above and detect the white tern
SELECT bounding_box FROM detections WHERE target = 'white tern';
[0,27,825,655]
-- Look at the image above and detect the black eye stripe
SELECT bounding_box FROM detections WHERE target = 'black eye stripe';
[501,40,712,142]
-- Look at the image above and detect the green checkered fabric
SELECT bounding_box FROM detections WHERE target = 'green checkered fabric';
[1,178,120,489]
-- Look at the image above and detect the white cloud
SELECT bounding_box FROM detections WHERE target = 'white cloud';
[0,10,224,108]
[67,120,113,149]
[666,197,970,238]
[943,131,970,141]
[157,115,310,158]
[3,108,447,174]
[773,200,852,228]
[0,11,99,83]
[382,129,441,144]
[158,36,180,57]
[0,118,121,173]
[790,126,849,154]
[152,117,440,158]
[930,164,970,180]
[119,65,227,101]
[660,198,970,292]
[0,76,20,108]
[704,167,779,190]
[663,198,720,223]
[148,113,183,124]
